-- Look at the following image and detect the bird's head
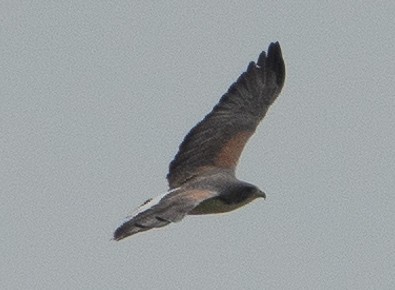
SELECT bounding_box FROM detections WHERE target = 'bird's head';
[255,188,266,199]
[240,183,266,200]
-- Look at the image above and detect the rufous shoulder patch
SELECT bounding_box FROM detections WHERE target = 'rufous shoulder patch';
[215,131,253,168]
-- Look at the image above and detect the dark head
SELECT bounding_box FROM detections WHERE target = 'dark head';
[238,182,266,199]
[249,185,266,199]
[254,187,266,199]
[219,182,266,205]
[236,183,266,201]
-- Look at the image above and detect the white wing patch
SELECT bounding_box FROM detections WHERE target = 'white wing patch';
[126,187,180,219]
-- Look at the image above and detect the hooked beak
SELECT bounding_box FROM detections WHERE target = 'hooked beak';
[258,190,266,199]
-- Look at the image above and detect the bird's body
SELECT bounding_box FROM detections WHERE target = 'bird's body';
[114,42,285,241]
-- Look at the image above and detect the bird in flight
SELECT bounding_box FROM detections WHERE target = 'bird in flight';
[114,42,285,241]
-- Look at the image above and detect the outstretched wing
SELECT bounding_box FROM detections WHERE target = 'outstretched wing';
[113,189,216,240]
[167,42,285,189]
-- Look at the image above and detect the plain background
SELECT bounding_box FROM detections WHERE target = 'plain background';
[1,1,394,289]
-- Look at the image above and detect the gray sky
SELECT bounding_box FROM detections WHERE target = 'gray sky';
[1,1,394,289]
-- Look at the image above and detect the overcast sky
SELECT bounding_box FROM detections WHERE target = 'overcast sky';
[1,1,394,289]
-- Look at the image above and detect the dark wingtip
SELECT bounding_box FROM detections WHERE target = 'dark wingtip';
[256,51,266,67]
[267,42,283,66]
[113,228,125,241]
[268,41,281,52]
[266,41,285,87]
[256,42,285,88]
[113,222,130,241]
[256,42,282,67]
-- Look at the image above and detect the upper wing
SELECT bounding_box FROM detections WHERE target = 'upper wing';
[113,189,216,240]
[167,42,285,189]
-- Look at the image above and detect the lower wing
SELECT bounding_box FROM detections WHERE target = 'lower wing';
[113,189,216,240]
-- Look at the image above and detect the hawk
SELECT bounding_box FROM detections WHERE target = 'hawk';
[114,42,285,240]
